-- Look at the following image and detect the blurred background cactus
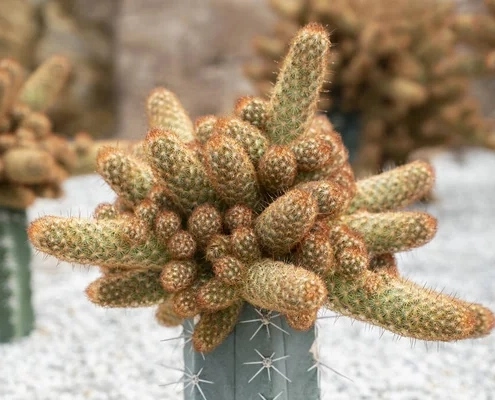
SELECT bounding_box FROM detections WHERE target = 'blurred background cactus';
[0,55,77,207]
[28,24,494,398]
[0,0,118,138]
[0,54,133,342]
[0,55,115,208]
[0,54,71,342]
[245,0,495,176]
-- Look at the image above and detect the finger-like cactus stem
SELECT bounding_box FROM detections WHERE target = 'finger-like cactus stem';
[224,205,253,232]
[146,128,216,214]
[255,189,318,255]
[197,278,240,312]
[192,301,243,353]
[204,133,261,208]
[230,227,262,264]
[86,269,167,307]
[96,147,155,205]
[326,270,495,341]
[28,217,169,268]
[146,87,194,142]
[214,117,269,165]
[241,259,327,314]
[340,211,438,253]
[265,23,330,144]
[160,260,198,293]
[258,145,297,192]
[213,256,246,286]
[234,96,268,129]
[347,161,435,213]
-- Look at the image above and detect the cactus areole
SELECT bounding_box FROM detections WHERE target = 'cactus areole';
[28,23,494,398]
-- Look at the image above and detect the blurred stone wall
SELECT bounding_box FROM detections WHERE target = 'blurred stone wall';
[115,0,275,139]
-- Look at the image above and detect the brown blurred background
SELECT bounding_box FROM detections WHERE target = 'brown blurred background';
[1,0,492,139]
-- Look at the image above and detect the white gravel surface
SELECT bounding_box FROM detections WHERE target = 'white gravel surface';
[1,149,494,400]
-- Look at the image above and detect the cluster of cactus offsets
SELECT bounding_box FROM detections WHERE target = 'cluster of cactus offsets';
[246,0,495,176]
[453,0,495,66]
[28,23,494,396]
[0,55,77,209]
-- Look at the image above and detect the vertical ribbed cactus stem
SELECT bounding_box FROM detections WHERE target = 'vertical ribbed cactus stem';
[183,303,319,399]
[0,207,34,342]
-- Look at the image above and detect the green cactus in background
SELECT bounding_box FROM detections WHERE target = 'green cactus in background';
[28,24,494,399]
[0,208,33,342]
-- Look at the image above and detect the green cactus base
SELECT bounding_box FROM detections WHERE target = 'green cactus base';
[183,303,320,400]
[0,207,34,343]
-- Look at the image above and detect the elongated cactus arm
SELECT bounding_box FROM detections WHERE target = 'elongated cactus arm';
[86,269,168,307]
[265,23,330,144]
[204,133,261,208]
[241,259,327,314]
[145,128,216,214]
[28,216,169,268]
[255,189,318,255]
[347,160,435,213]
[325,270,495,341]
[340,211,437,253]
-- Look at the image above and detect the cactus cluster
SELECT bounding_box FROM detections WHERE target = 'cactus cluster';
[246,0,495,176]
[0,0,116,137]
[0,55,133,209]
[0,55,78,209]
[28,23,494,357]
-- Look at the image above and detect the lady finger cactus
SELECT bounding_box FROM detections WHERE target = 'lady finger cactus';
[28,23,494,399]
[0,56,74,208]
